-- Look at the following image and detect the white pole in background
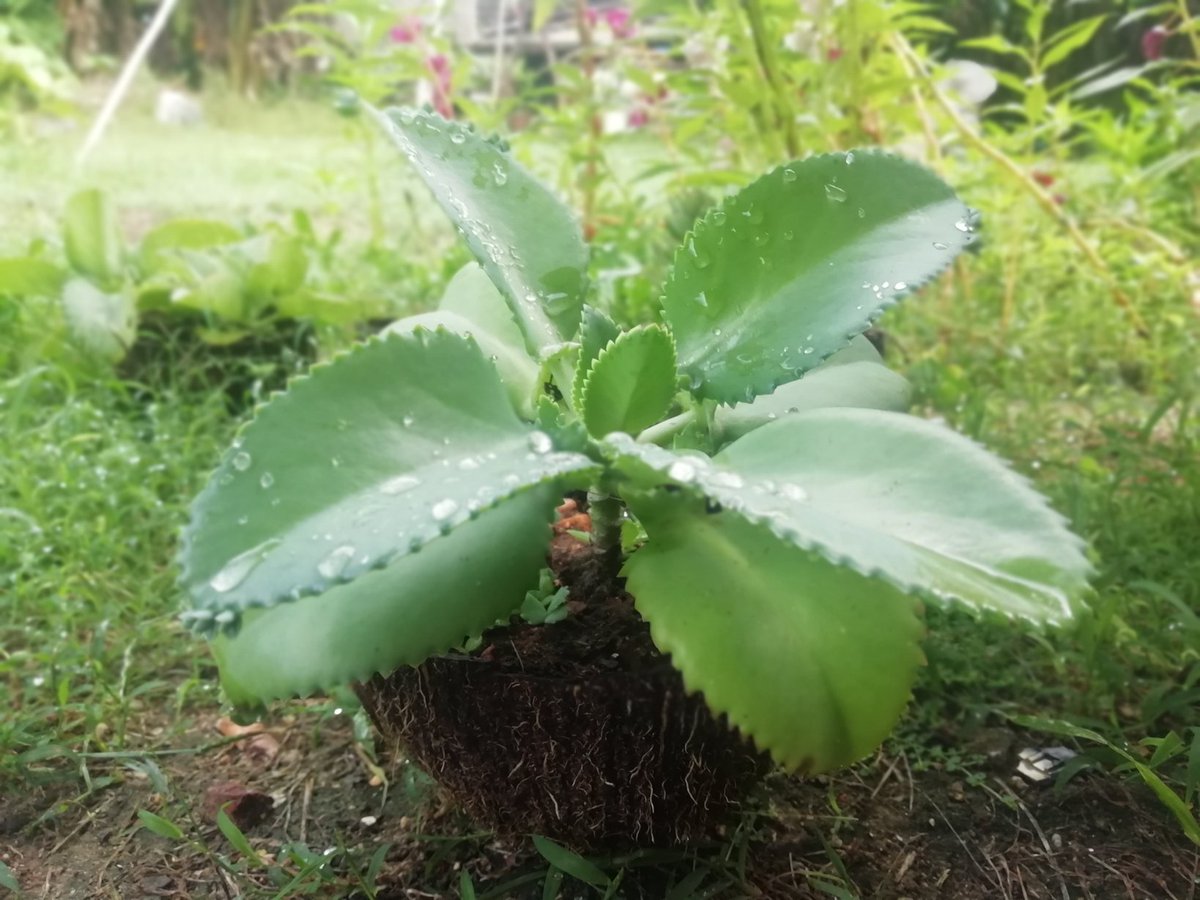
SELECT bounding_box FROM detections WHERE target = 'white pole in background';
[75,0,184,170]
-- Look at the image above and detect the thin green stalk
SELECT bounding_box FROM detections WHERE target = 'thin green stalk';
[740,0,799,158]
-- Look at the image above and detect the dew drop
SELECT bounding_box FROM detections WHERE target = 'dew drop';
[711,210,727,225]
[232,451,252,471]
[236,515,249,526]
[825,183,848,203]
[668,461,696,483]
[782,167,797,183]
[844,151,855,165]
[782,230,794,241]
[209,539,280,593]
[780,483,809,502]
[492,162,508,186]
[458,457,480,471]
[710,470,744,489]
[954,219,971,233]
[894,281,907,291]
[402,415,415,427]
[694,290,708,308]
[318,544,356,579]
[528,431,553,454]
[259,472,274,489]
[857,207,865,219]
[381,474,420,495]
[432,498,459,521]
[933,241,949,250]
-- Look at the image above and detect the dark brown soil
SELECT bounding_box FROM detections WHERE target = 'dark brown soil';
[356,500,772,849]
[3,710,1196,899]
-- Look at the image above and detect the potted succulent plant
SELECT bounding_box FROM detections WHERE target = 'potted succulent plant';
[179,108,1091,848]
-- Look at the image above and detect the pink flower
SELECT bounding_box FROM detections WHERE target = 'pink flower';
[826,46,843,61]
[627,107,649,128]
[583,7,599,28]
[604,7,634,39]
[1141,25,1168,61]
[390,17,421,44]
[426,53,453,118]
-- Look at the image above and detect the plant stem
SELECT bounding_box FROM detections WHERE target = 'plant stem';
[741,0,799,158]
[587,487,624,556]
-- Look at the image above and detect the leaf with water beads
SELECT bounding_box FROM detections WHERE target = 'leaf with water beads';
[179,329,598,623]
[368,106,588,359]
[606,407,1091,626]
[661,151,972,405]
[210,485,563,705]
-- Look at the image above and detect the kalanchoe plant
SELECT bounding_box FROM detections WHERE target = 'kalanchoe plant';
[180,108,1091,774]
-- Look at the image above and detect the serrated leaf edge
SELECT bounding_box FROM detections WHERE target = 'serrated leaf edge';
[177,328,599,632]
[606,415,1094,629]
[578,323,679,437]
[663,149,971,406]
[218,494,562,704]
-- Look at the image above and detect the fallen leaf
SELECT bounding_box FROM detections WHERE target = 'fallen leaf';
[216,716,281,766]
[202,782,274,829]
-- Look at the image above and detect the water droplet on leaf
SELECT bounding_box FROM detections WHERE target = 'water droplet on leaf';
[318,544,356,579]
[381,474,420,495]
[528,431,553,454]
[232,451,252,471]
[825,183,848,203]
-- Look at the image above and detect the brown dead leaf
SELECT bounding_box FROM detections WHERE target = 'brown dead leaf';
[201,782,274,829]
[215,716,281,766]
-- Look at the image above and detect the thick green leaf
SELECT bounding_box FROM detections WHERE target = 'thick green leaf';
[580,324,677,438]
[370,106,588,357]
[606,408,1091,625]
[713,336,911,444]
[180,330,598,621]
[210,486,559,704]
[0,257,66,297]
[661,153,970,404]
[622,491,925,772]
[62,278,136,362]
[138,219,242,274]
[63,189,123,286]
[438,262,529,355]
[385,311,538,420]
[572,304,620,410]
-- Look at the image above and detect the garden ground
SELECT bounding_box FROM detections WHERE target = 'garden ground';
[2,85,1198,898]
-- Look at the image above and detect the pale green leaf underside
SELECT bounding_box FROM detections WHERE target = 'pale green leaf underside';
[0,257,67,297]
[662,152,970,404]
[211,487,559,705]
[180,330,597,618]
[370,106,588,357]
[438,262,531,358]
[580,324,678,438]
[607,408,1091,625]
[385,310,538,420]
[63,278,136,362]
[622,492,925,772]
[713,335,911,445]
